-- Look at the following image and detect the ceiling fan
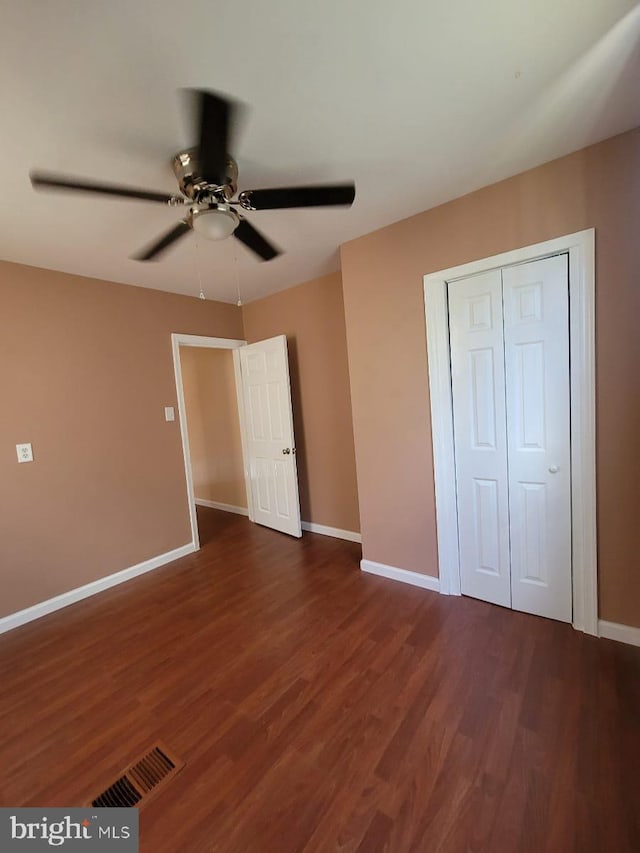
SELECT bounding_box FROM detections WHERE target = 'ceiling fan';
[29,89,356,262]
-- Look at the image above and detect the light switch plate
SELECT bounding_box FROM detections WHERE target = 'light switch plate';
[16,443,33,463]
[164,406,175,422]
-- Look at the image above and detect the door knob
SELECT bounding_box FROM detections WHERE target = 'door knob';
[282,448,291,455]
[548,465,559,473]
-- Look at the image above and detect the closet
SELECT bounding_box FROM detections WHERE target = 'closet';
[448,253,571,622]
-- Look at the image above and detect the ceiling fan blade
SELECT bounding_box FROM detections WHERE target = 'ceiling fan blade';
[194,90,236,186]
[234,218,281,261]
[133,220,192,261]
[239,183,355,211]
[30,172,180,204]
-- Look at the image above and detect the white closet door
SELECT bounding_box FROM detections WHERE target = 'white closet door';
[448,270,512,608]
[502,255,571,622]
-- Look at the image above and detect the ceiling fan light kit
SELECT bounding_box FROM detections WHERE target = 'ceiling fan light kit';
[30,89,356,263]
[191,205,239,241]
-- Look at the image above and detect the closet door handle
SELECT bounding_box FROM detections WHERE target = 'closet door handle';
[282,448,291,455]
[548,465,559,474]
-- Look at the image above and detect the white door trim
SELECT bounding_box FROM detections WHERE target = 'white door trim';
[423,229,597,635]
[232,348,256,524]
[171,333,251,551]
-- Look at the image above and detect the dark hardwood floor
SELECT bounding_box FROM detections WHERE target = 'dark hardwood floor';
[0,507,638,852]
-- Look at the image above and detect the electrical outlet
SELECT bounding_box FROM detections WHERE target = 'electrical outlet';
[16,443,33,463]
[164,407,175,422]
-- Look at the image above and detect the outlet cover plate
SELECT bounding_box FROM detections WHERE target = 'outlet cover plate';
[16,443,33,463]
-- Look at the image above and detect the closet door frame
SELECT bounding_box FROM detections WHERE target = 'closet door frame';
[423,229,597,635]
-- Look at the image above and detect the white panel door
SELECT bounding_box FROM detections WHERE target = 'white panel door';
[502,255,571,622]
[238,335,302,537]
[448,270,512,608]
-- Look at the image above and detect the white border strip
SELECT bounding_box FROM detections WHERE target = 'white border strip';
[423,278,459,596]
[195,499,248,516]
[172,334,245,349]
[232,349,256,523]
[361,559,440,592]
[423,229,598,634]
[301,521,361,543]
[0,543,195,635]
[599,620,640,647]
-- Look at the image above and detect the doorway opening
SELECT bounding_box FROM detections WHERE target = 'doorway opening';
[179,342,248,546]
[171,333,303,550]
[172,335,248,549]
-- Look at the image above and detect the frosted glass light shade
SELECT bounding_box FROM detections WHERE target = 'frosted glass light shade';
[192,207,238,241]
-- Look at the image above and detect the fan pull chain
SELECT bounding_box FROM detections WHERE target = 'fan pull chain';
[194,234,206,299]
[234,244,243,307]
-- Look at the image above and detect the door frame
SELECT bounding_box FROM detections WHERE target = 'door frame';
[423,228,597,634]
[171,333,254,551]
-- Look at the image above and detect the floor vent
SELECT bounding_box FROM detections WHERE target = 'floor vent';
[87,743,184,809]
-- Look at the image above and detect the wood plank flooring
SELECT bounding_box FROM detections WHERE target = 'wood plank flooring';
[0,507,638,852]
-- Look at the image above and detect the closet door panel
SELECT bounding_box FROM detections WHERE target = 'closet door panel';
[448,270,511,608]
[502,255,572,622]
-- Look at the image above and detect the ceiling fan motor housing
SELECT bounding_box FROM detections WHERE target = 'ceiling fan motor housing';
[172,148,238,200]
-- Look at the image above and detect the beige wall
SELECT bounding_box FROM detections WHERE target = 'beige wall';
[0,261,243,618]
[4,130,637,629]
[180,346,247,509]
[242,272,360,533]
[341,127,640,627]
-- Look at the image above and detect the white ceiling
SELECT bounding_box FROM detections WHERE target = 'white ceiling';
[1,1,638,304]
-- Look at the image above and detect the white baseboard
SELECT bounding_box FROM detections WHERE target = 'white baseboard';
[301,521,361,543]
[195,499,248,516]
[361,559,440,592]
[598,620,640,647]
[198,501,361,543]
[0,542,196,636]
